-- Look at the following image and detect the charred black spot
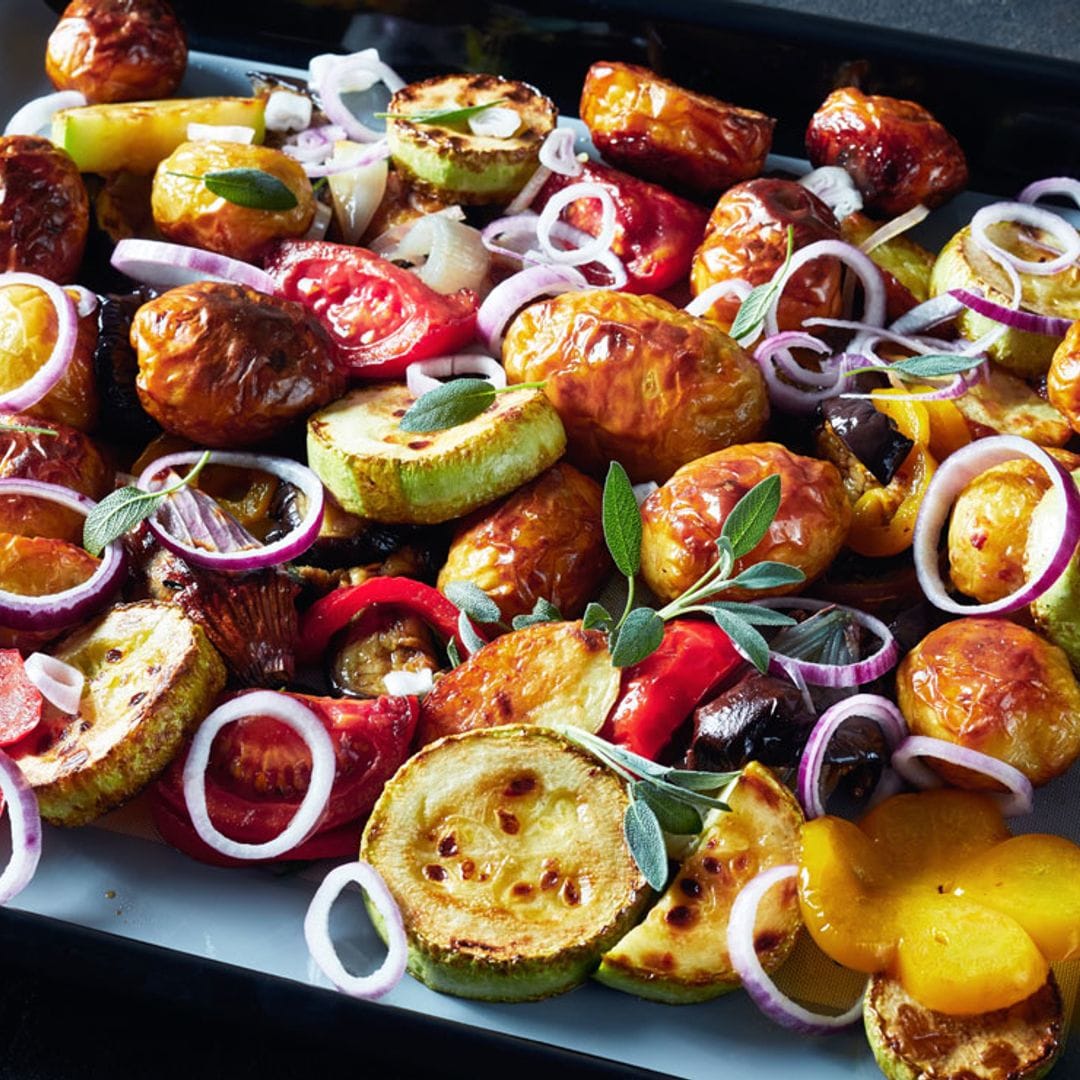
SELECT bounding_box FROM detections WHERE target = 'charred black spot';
[679,877,703,899]
[105,648,123,662]
[423,864,446,882]
[503,775,537,797]
[497,809,520,835]
[438,834,458,857]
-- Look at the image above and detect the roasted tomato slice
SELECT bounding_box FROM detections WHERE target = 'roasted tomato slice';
[153,692,418,850]
[0,649,43,746]
[264,239,479,379]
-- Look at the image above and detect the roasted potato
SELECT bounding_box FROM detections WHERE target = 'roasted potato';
[1048,320,1080,435]
[0,135,89,283]
[640,442,851,602]
[690,178,842,332]
[152,141,315,264]
[806,87,968,216]
[132,280,343,447]
[839,210,935,319]
[896,618,1080,787]
[502,290,768,484]
[952,364,1072,446]
[438,463,611,622]
[329,607,440,699]
[0,282,99,432]
[46,0,187,104]
[579,62,774,197]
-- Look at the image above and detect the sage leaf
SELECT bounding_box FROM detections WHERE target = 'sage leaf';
[444,580,503,625]
[377,98,509,127]
[511,597,561,630]
[446,639,462,669]
[609,606,664,668]
[202,168,299,210]
[623,799,668,890]
[632,781,702,835]
[647,776,732,812]
[581,601,613,632]
[399,379,497,432]
[709,605,771,672]
[730,561,806,591]
[602,461,642,578]
[700,601,798,627]
[846,353,984,381]
[456,610,486,656]
[0,420,57,437]
[82,485,165,558]
[721,474,782,560]
[663,767,740,793]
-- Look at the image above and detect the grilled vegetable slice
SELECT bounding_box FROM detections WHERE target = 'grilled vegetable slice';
[11,600,226,825]
[361,724,650,1000]
[307,382,566,524]
[864,972,1063,1080]
[595,762,803,1003]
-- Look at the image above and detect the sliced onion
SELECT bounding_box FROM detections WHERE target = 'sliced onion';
[468,106,521,139]
[913,435,1080,615]
[0,749,42,905]
[1017,177,1080,209]
[186,122,255,144]
[23,653,84,715]
[304,201,333,241]
[891,735,1034,817]
[477,263,587,355]
[110,239,278,295]
[970,201,1080,277]
[327,142,389,244]
[632,481,658,507]
[948,286,1072,337]
[264,90,313,134]
[857,204,930,253]
[406,354,506,397]
[184,691,336,860]
[302,139,389,178]
[314,51,402,143]
[4,90,85,136]
[796,695,907,819]
[798,166,863,220]
[753,597,899,688]
[538,127,582,178]
[304,860,407,999]
[0,273,77,413]
[0,479,125,632]
[395,215,490,295]
[685,279,753,319]
[889,293,966,335]
[283,125,343,164]
[728,864,865,1034]
[504,166,552,216]
[369,206,465,258]
[67,285,97,318]
[536,182,616,267]
[138,451,324,572]
[382,668,434,697]
[753,333,846,414]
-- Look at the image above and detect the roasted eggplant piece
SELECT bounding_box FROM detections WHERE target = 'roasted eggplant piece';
[329,607,439,698]
[818,396,915,493]
[93,288,160,443]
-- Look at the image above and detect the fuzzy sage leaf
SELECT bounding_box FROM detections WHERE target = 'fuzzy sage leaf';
[729,561,806,591]
[444,580,503,625]
[602,461,642,578]
[609,607,664,668]
[581,601,613,632]
[846,353,985,381]
[511,597,561,630]
[377,98,509,127]
[0,420,57,437]
[623,798,669,890]
[167,168,300,211]
[729,225,794,342]
[720,474,782,560]
[708,604,771,672]
[456,610,486,656]
[696,601,798,627]
[632,781,703,835]
[399,378,545,433]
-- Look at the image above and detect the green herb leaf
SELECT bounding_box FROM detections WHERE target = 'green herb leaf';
[444,580,503,625]
[201,168,299,211]
[769,607,854,662]
[729,226,794,342]
[663,767,741,793]
[377,98,508,127]
[730,561,806,591]
[609,606,664,668]
[399,379,497,432]
[602,461,642,578]
[511,597,562,631]
[709,605,772,673]
[446,638,462,669]
[623,799,669,890]
[846,353,984,381]
[698,601,798,627]
[0,420,58,437]
[581,601,613,632]
[721,474,782,560]
[632,781,703,835]
[456,610,487,657]
[647,775,732,812]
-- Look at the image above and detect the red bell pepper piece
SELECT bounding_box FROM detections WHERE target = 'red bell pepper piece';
[0,650,43,747]
[608,619,743,760]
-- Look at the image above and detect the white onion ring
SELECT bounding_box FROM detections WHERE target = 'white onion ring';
[476,263,587,355]
[889,293,966,335]
[183,691,336,860]
[315,52,400,143]
[728,864,865,1034]
[0,273,78,413]
[913,435,1080,615]
[536,182,617,267]
[468,107,521,139]
[304,860,407,1000]
[304,202,333,241]
[970,201,1080,277]
[264,91,312,134]
[504,165,552,216]
[857,204,930,253]
[538,127,582,178]
[798,166,863,220]
[406,354,506,397]
[752,334,848,414]
[0,749,42,905]
[302,139,390,178]
[111,239,279,295]
[395,215,490,295]
[1017,177,1080,209]
[684,279,753,319]
[4,90,85,136]
[23,653,84,715]
[891,735,1034,817]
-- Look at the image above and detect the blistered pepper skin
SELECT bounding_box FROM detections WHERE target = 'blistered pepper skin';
[806,87,968,216]
[1048,321,1080,436]
[579,62,774,197]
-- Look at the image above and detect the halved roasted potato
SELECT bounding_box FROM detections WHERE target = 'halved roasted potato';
[951,364,1071,447]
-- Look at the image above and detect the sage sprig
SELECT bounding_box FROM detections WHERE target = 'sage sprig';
[445,580,562,636]
[168,168,299,211]
[0,420,57,437]
[844,353,984,381]
[399,379,546,433]
[376,99,508,127]
[729,225,795,343]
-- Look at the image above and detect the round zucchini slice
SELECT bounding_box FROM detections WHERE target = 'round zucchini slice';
[306,382,566,524]
[386,73,557,204]
[361,725,651,1001]
[864,972,1063,1080]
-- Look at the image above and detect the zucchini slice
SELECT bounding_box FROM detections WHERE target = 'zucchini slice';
[306,382,566,524]
[386,74,556,204]
[361,725,651,1001]
[595,762,803,1004]
[14,601,226,826]
[864,972,1063,1080]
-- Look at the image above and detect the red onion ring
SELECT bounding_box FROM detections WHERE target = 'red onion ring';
[23,653,84,715]
[405,354,506,397]
[970,201,1080,277]
[913,435,1080,615]
[796,695,908,819]
[504,166,552,216]
[304,860,407,1000]
[0,749,42,905]
[948,286,1073,337]
[302,139,389,178]
[183,691,336,860]
[1017,177,1080,209]
[4,90,85,136]
[857,204,930,253]
[753,597,899,688]
[111,239,279,295]
[684,279,753,319]
[0,273,78,414]
[138,451,324,572]
[798,166,863,220]
[477,263,587,355]
[0,479,125,632]
[891,735,1034,817]
[752,335,855,414]
[728,864,865,1035]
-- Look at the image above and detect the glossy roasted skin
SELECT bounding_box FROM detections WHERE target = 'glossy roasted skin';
[152,141,315,264]
[46,0,187,103]
[806,87,968,216]
[580,62,774,197]
[1048,321,1080,435]
[132,280,343,447]
[640,442,851,602]
[438,463,611,622]
[897,618,1080,787]
[0,135,89,283]
[502,290,767,483]
[690,178,842,331]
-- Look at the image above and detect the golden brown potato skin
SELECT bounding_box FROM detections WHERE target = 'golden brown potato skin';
[640,442,851,602]
[132,281,344,447]
[502,290,767,484]
[690,179,842,332]
[438,463,612,622]
[152,142,315,264]
[0,136,89,284]
[1048,321,1080,436]
[805,87,968,216]
[46,0,187,104]
[580,62,774,197]
[839,211,934,320]
[897,618,1080,787]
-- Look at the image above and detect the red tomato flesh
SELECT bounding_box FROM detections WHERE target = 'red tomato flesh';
[0,649,43,747]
